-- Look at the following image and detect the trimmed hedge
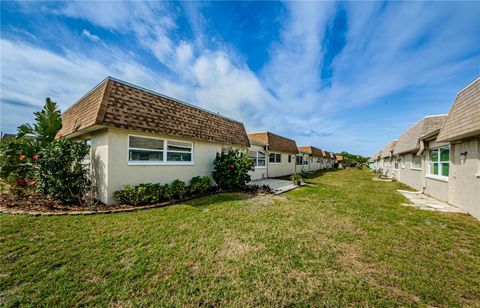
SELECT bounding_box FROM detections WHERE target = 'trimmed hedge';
[113,176,211,206]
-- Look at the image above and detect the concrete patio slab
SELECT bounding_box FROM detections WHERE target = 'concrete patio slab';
[397,190,466,213]
[249,179,299,194]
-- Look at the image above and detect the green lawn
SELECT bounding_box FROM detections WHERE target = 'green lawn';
[1,169,479,306]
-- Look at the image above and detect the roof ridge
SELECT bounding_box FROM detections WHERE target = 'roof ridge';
[106,76,243,124]
[457,76,480,94]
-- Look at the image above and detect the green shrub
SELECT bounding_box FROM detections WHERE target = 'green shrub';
[190,176,211,194]
[168,180,187,200]
[291,173,302,185]
[35,138,89,204]
[212,150,254,190]
[113,184,155,205]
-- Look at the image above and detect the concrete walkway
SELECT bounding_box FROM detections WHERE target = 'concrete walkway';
[397,190,466,213]
[249,179,299,195]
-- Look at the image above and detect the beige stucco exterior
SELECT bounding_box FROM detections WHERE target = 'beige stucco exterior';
[295,153,311,173]
[448,137,480,219]
[83,128,243,205]
[397,153,424,191]
[248,144,268,180]
[267,152,296,177]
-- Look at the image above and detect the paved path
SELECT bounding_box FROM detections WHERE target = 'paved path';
[249,179,299,194]
[397,190,466,213]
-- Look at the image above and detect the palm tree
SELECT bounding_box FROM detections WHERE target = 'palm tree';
[17,97,62,145]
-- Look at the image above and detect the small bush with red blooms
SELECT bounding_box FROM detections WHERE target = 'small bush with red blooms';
[212,149,254,190]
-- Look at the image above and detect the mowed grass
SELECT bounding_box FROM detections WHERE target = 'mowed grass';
[1,169,479,306]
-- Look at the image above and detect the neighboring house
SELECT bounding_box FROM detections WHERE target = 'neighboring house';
[392,115,447,191]
[380,140,398,177]
[58,77,250,205]
[323,151,335,169]
[371,77,479,220]
[435,77,480,219]
[297,146,324,172]
[335,155,344,168]
[247,131,298,177]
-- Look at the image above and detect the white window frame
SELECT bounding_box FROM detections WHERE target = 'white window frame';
[127,134,194,166]
[269,153,281,164]
[411,155,422,170]
[249,150,266,169]
[426,146,449,181]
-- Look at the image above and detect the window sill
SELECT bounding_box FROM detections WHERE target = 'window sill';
[128,162,194,166]
[254,166,266,169]
[410,168,422,171]
[425,175,449,182]
[269,162,281,165]
[475,172,480,178]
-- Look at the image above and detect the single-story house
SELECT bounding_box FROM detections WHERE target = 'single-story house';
[335,155,344,168]
[435,77,479,219]
[323,151,335,169]
[392,115,447,191]
[58,77,250,204]
[372,76,479,220]
[380,140,398,177]
[247,131,298,177]
[297,146,324,172]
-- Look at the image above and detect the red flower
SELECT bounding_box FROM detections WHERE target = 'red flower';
[33,154,40,159]
[27,180,37,186]
[229,164,235,169]
[19,155,26,161]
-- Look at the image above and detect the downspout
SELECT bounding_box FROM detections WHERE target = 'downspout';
[417,139,425,156]
[265,144,269,179]
[417,139,426,193]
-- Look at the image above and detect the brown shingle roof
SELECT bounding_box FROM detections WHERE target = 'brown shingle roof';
[298,146,323,157]
[393,115,447,155]
[381,140,398,158]
[437,77,480,142]
[323,150,333,159]
[58,77,250,147]
[247,132,298,154]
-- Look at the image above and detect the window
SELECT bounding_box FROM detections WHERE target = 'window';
[288,155,292,163]
[269,153,281,163]
[249,150,266,168]
[83,139,92,162]
[412,155,422,169]
[401,156,406,169]
[428,146,449,178]
[296,155,303,165]
[394,158,400,170]
[128,135,193,164]
[304,157,309,165]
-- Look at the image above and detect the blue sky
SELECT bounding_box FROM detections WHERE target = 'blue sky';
[1,1,479,156]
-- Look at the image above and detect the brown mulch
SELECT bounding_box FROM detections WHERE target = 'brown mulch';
[0,192,136,213]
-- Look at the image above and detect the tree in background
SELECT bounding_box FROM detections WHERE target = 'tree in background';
[337,151,368,168]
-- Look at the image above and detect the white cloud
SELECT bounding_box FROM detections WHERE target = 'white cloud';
[2,1,478,155]
[0,38,159,133]
[82,29,100,42]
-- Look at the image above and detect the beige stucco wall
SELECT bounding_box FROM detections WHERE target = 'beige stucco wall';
[310,157,322,171]
[268,152,296,177]
[97,128,236,204]
[449,137,480,219]
[248,144,268,180]
[295,153,311,173]
[397,153,424,191]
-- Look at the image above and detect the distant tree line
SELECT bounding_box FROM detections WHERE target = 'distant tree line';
[336,151,369,168]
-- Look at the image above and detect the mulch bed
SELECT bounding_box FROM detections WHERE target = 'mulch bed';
[0,186,273,216]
